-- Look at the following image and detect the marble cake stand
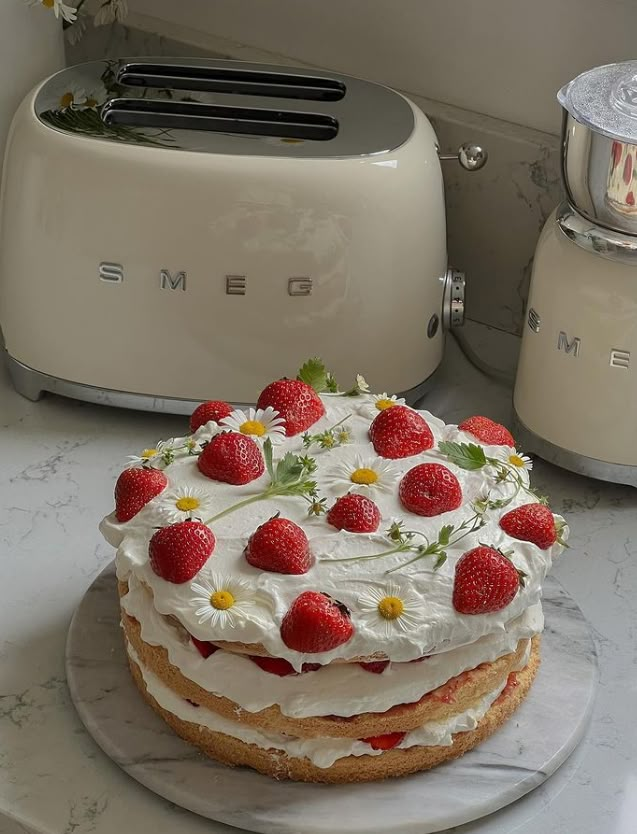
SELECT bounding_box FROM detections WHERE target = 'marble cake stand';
[66,564,597,834]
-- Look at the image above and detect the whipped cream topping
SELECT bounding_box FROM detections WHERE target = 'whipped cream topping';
[122,571,542,717]
[102,395,566,668]
[128,641,530,769]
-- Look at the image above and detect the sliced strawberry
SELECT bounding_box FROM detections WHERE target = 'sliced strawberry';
[359,660,390,674]
[458,416,514,446]
[362,732,406,750]
[191,636,218,658]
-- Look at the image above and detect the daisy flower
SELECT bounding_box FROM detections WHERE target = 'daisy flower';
[154,486,214,523]
[358,393,406,420]
[358,582,426,637]
[127,439,175,467]
[502,450,533,473]
[220,407,286,443]
[27,0,77,24]
[323,452,399,493]
[57,84,87,110]
[191,575,261,629]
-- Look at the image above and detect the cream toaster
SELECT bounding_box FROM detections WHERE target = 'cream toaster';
[0,58,485,413]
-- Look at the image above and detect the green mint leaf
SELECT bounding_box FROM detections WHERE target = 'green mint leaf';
[438,441,487,471]
[297,357,329,393]
[263,438,275,482]
[438,525,454,546]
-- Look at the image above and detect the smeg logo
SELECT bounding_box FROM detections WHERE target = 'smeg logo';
[98,263,313,296]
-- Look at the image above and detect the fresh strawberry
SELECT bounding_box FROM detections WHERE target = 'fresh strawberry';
[452,546,524,615]
[149,520,215,584]
[369,405,434,459]
[280,591,354,653]
[327,493,381,533]
[244,516,311,574]
[500,503,561,549]
[249,656,322,675]
[191,636,218,658]
[114,466,168,522]
[458,415,515,446]
[399,463,462,517]
[359,660,390,674]
[197,431,264,484]
[250,656,297,676]
[190,400,233,433]
[362,732,406,750]
[256,378,325,436]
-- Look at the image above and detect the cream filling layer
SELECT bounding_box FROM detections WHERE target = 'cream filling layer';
[129,642,530,769]
[122,572,542,718]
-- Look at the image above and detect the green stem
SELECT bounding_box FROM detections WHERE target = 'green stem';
[327,545,408,564]
[204,492,268,525]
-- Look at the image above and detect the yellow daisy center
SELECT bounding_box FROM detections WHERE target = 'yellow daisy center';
[240,420,266,437]
[141,448,157,459]
[42,0,55,7]
[175,496,200,512]
[378,596,405,620]
[509,454,526,468]
[210,590,235,610]
[350,467,379,485]
[59,92,74,108]
[375,398,395,411]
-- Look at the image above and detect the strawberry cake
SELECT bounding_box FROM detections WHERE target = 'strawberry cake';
[100,359,568,783]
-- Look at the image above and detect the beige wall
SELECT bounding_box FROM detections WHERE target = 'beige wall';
[127,0,637,135]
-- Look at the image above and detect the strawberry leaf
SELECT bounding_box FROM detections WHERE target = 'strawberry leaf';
[275,452,306,486]
[297,357,330,393]
[438,441,487,471]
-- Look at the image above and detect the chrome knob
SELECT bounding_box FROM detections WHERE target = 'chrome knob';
[442,268,466,329]
[438,142,488,171]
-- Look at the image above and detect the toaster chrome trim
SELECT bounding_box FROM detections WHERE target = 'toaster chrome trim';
[513,410,637,487]
[6,354,437,415]
[35,58,415,158]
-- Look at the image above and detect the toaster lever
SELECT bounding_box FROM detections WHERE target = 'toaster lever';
[117,62,346,102]
[101,98,339,140]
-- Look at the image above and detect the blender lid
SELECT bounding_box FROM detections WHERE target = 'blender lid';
[558,60,637,144]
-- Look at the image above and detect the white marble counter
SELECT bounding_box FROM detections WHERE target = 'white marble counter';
[1,325,636,834]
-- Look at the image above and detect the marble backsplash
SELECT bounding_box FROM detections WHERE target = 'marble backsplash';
[66,22,563,336]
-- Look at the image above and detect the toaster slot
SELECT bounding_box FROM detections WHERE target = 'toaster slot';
[101,98,339,140]
[117,63,346,102]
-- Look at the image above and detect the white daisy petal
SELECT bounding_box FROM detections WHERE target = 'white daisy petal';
[357,583,426,635]
[322,450,400,494]
[220,407,286,443]
[153,485,214,524]
[356,393,407,420]
[188,574,264,630]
